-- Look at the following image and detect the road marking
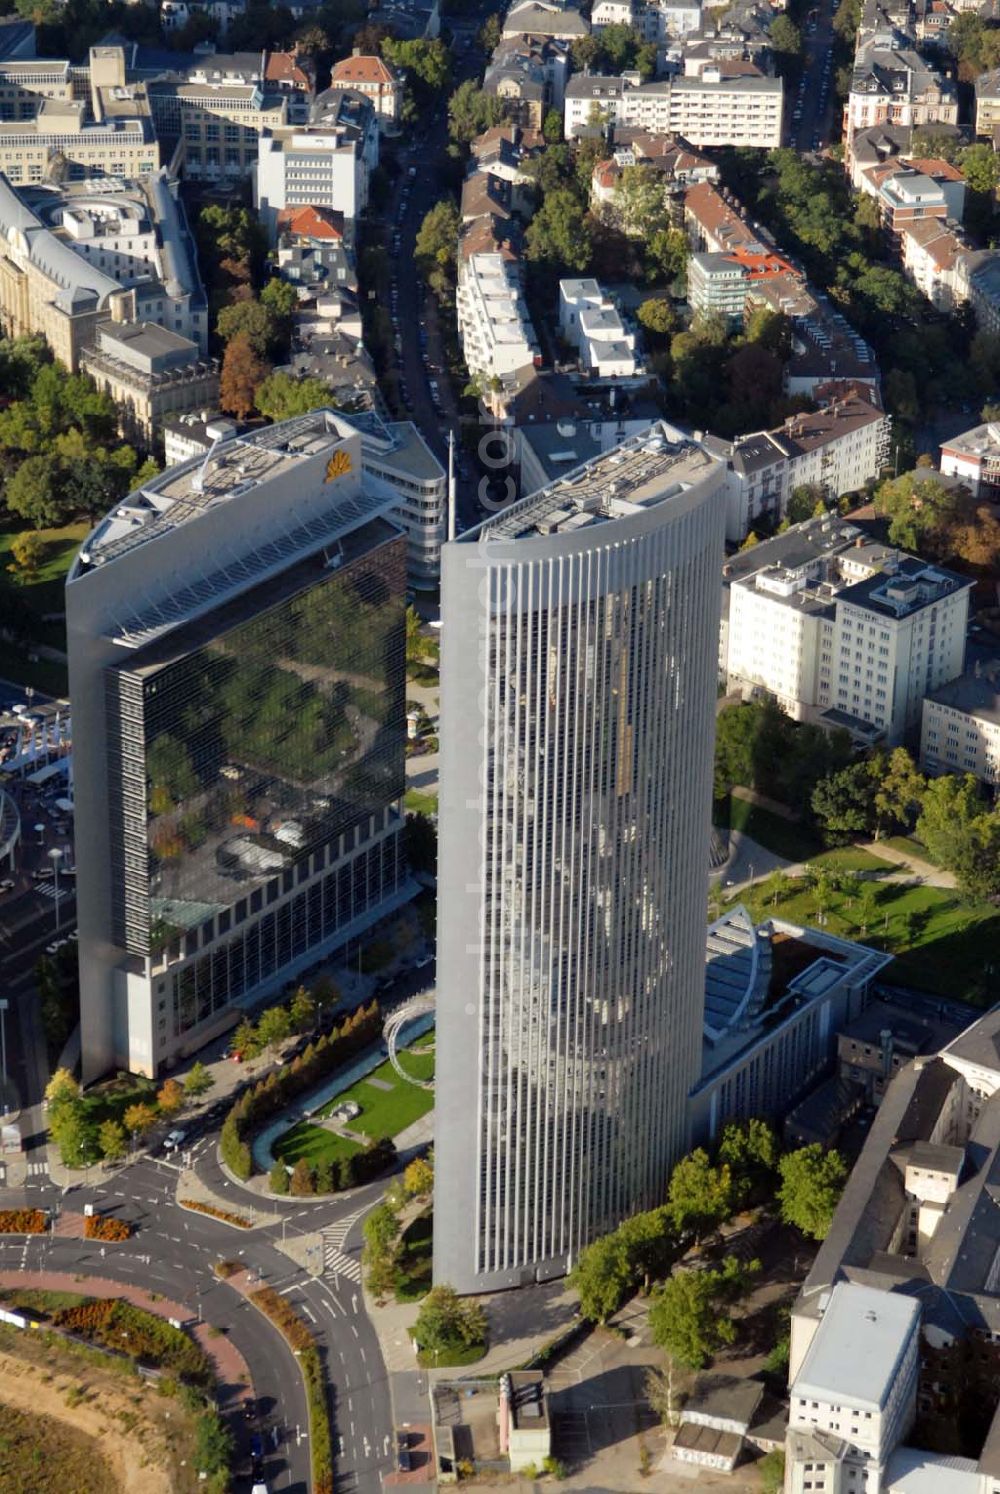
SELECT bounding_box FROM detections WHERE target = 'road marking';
[301,1303,317,1323]
[350,1323,358,1339]
[278,1284,300,1296]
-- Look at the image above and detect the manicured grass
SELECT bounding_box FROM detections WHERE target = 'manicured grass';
[274,1033,435,1166]
[737,868,1000,1003]
[715,795,822,863]
[0,522,88,617]
[404,788,438,816]
[416,1337,487,1369]
[881,835,941,867]
[808,846,887,874]
[0,1289,85,1316]
[396,1210,433,1302]
[81,1074,157,1129]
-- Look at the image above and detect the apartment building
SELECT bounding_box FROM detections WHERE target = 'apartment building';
[557,276,640,378]
[457,250,540,384]
[975,68,1000,138]
[564,69,783,147]
[501,0,590,40]
[899,219,966,310]
[80,318,219,445]
[714,393,890,540]
[788,1283,922,1494]
[688,243,802,327]
[0,170,207,370]
[329,52,402,129]
[844,37,957,161]
[590,130,717,206]
[940,418,1000,497]
[921,666,1000,786]
[724,529,970,744]
[255,91,379,243]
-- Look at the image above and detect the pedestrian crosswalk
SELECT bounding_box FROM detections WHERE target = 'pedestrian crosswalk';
[320,1226,363,1283]
[35,883,69,902]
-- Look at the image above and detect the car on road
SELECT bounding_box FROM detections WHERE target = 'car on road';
[398,1433,412,1472]
[163,1129,187,1151]
[244,1397,259,1423]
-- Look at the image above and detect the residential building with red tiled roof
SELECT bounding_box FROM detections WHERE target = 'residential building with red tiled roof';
[330,51,402,128]
[275,204,346,241]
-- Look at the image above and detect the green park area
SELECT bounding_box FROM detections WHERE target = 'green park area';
[733,866,1000,1003]
[274,1031,435,1167]
[0,521,87,695]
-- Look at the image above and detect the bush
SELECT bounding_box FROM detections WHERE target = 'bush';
[178,1199,252,1229]
[83,1215,132,1241]
[290,1158,315,1197]
[0,1209,46,1234]
[269,1161,289,1194]
[53,1299,212,1385]
[213,1260,240,1279]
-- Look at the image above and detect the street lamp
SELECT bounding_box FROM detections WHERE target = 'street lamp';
[49,847,63,932]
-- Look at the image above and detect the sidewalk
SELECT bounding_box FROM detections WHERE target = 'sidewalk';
[0,1268,253,1406]
[858,839,955,888]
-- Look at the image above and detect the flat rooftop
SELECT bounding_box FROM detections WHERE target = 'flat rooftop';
[837,556,970,621]
[925,670,1000,726]
[468,422,719,543]
[792,1281,920,1410]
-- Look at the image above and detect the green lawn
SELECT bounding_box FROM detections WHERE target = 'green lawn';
[416,1337,487,1369]
[737,868,1000,1003]
[808,846,887,874]
[0,522,88,617]
[404,788,438,816]
[274,1033,435,1166]
[715,795,822,863]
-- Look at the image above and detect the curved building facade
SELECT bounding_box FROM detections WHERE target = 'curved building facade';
[433,425,727,1293]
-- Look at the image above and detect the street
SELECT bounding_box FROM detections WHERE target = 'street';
[787,0,838,152]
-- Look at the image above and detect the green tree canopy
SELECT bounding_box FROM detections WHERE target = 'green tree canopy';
[525,189,593,273]
[649,1256,757,1368]
[570,1233,633,1323]
[667,1149,734,1239]
[778,1145,847,1239]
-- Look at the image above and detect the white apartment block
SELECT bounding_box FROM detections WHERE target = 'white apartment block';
[643,0,703,40]
[564,71,782,147]
[940,418,1000,497]
[921,667,1000,786]
[725,537,970,745]
[788,1283,921,1494]
[255,100,378,244]
[591,0,634,25]
[558,276,639,379]
[457,251,540,384]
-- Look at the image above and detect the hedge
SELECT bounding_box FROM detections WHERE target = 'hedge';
[53,1300,212,1386]
[178,1199,252,1229]
[251,1287,333,1494]
[83,1215,132,1241]
[220,1001,382,1181]
[0,1209,46,1234]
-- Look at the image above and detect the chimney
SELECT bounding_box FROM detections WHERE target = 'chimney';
[855,535,864,547]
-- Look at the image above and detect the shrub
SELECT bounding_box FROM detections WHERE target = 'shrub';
[290,1158,315,1196]
[0,1209,46,1234]
[53,1299,213,1385]
[269,1161,289,1194]
[84,1215,132,1241]
[178,1199,252,1229]
[213,1259,240,1279]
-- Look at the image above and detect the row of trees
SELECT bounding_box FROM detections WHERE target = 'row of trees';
[570,1120,847,1342]
[362,1152,435,1294]
[45,1063,213,1168]
[270,1135,397,1196]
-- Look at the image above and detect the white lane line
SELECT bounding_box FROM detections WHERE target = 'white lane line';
[301,1303,317,1323]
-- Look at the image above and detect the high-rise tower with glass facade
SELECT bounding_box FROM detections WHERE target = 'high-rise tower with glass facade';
[68,411,410,1082]
[433,424,727,1293]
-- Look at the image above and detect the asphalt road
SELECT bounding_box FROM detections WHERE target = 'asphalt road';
[4,1143,393,1494]
[787,0,839,152]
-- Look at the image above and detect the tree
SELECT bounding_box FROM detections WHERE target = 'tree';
[260,276,298,321]
[45,1067,79,1113]
[254,371,330,423]
[637,298,676,339]
[570,1233,632,1323]
[787,483,826,524]
[811,758,881,845]
[617,1207,675,1293]
[916,773,986,870]
[447,79,505,144]
[525,189,593,273]
[184,1060,214,1098]
[269,1160,290,1194]
[98,1119,127,1164]
[769,13,802,61]
[7,530,45,582]
[290,1157,315,1196]
[195,1410,234,1476]
[231,1016,260,1060]
[479,12,501,51]
[5,453,65,526]
[157,1078,185,1117]
[404,1155,434,1198]
[123,1102,157,1139]
[216,298,281,357]
[778,1145,847,1239]
[256,1003,292,1056]
[542,108,562,143]
[717,1119,780,1208]
[874,748,926,836]
[383,37,450,95]
[220,332,268,420]
[50,1097,91,1168]
[413,1284,486,1352]
[364,1202,402,1257]
[667,1149,734,1238]
[613,164,670,239]
[760,1451,786,1494]
[289,986,316,1033]
[415,198,461,279]
[649,1256,756,1368]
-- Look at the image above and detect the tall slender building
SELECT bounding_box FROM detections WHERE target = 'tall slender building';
[67,411,411,1082]
[433,425,726,1293]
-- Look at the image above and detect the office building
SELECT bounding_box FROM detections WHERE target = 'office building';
[0,169,207,370]
[67,410,413,1081]
[920,664,1000,786]
[147,70,287,184]
[434,424,727,1293]
[332,409,447,587]
[81,318,218,444]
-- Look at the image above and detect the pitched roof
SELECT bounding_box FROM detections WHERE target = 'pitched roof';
[330,53,398,86]
[265,50,310,88]
[275,204,346,241]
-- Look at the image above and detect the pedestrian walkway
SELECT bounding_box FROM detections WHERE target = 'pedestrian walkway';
[0,1269,253,1406]
[34,882,69,903]
[858,838,955,888]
